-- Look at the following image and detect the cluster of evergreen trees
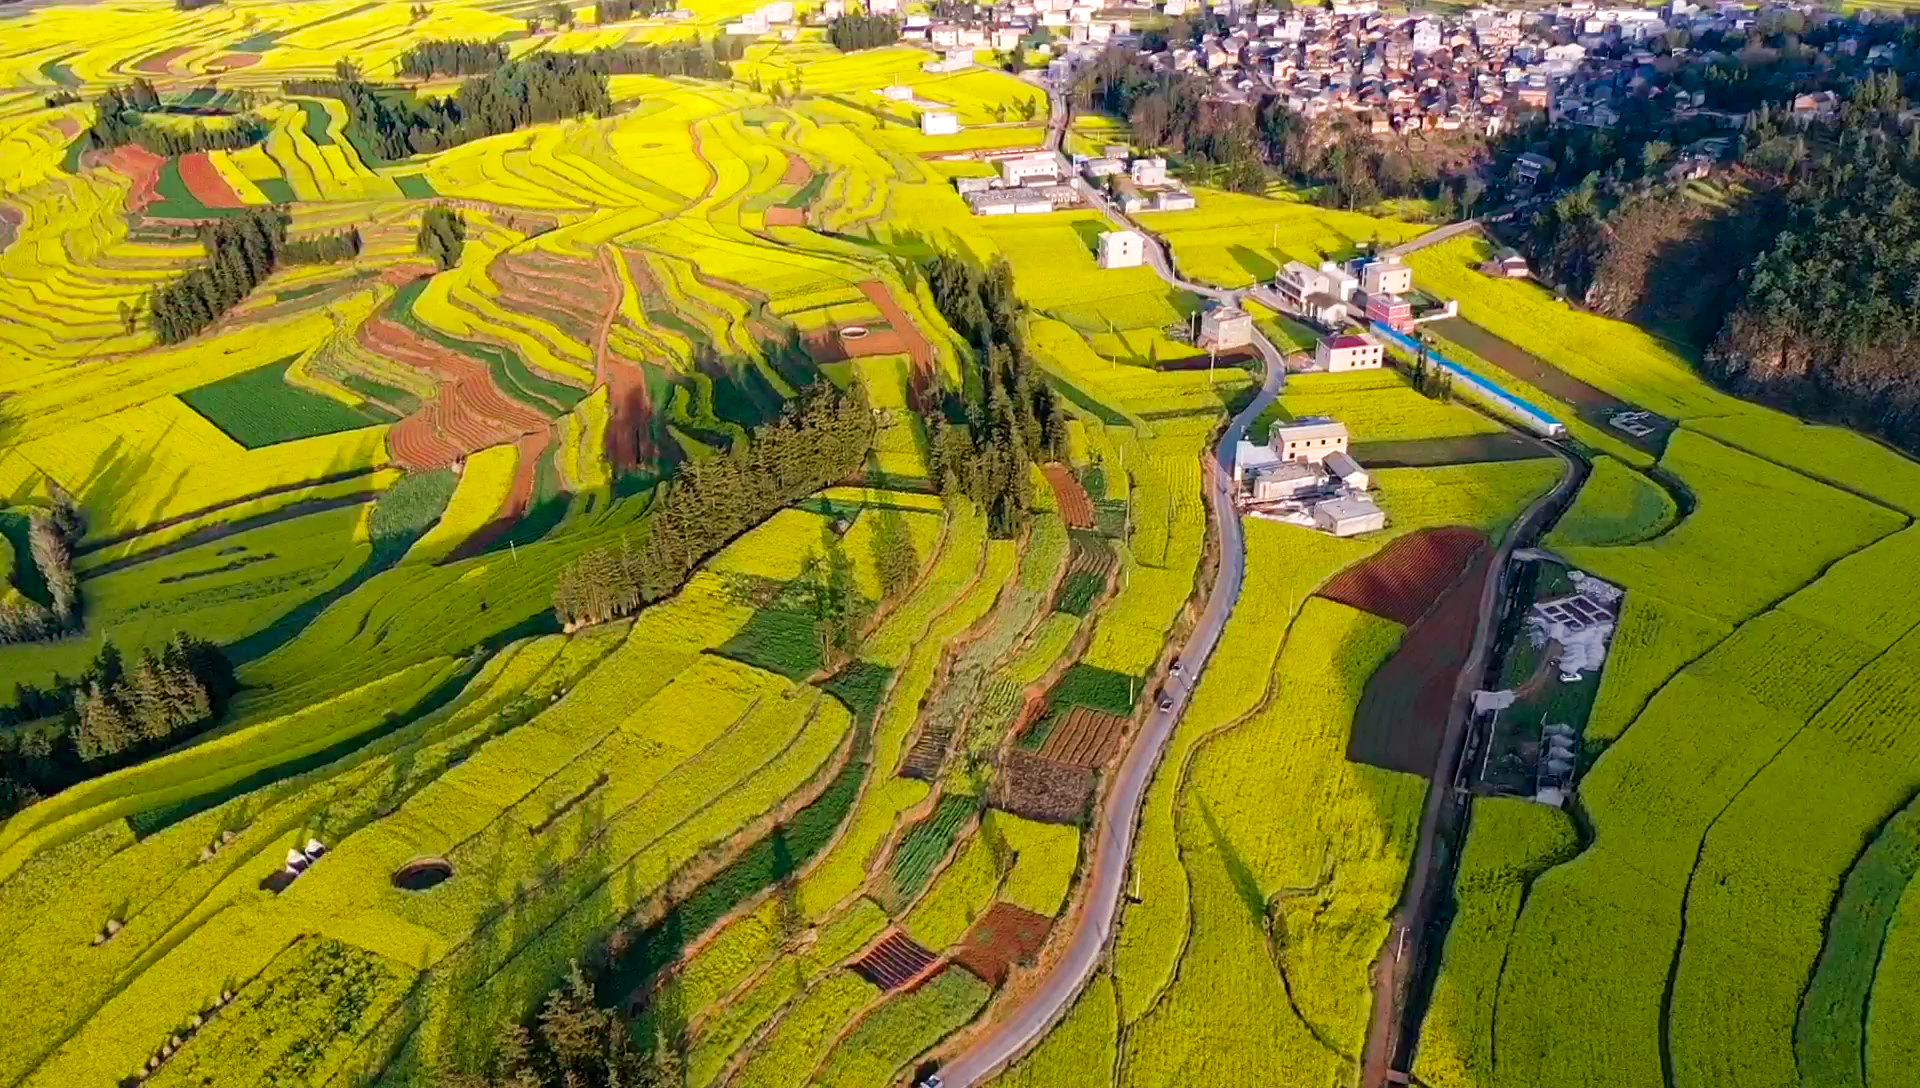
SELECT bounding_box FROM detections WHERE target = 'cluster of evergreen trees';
[551,382,874,626]
[446,966,680,1088]
[527,2,576,34]
[595,38,741,77]
[923,254,1067,536]
[149,209,289,344]
[826,14,900,51]
[1708,78,1920,455]
[417,206,467,270]
[87,79,265,156]
[283,226,363,263]
[0,490,83,645]
[286,52,617,160]
[0,637,235,816]
[593,0,671,22]
[70,636,235,761]
[395,39,508,79]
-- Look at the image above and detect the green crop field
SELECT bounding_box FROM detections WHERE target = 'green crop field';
[4,5,1918,1086]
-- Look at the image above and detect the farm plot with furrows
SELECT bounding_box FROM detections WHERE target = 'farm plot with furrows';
[888,794,978,904]
[1042,463,1096,529]
[1345,548,1479,775]
[1035,706,1130,768]
[850,930,941,991]
[990,750,1097,826]
[811,964,992,1088]
[1316,525,1486,626]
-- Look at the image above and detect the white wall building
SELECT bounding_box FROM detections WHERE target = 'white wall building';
[1130,156,1168,187]
[1098,230,1144,269]
[1316,333,1385,372]
[1358,255,1413,298]
[1271,418,1349,464]
[1199,306,1253,350]
[1314,496,1385,536]
[921,110,960,136]
[999,152,1060,186]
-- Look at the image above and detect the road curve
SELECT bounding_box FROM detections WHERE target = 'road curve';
[936,100,1287,1087]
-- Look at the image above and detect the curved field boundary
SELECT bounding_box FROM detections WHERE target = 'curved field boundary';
[101,145,165,213]
[362,312,550,470]
[1317,526,1487,627]
[1346,548,1493,775]
[859,281,934,373]
[451,429,553,561]
[178,152,246,209]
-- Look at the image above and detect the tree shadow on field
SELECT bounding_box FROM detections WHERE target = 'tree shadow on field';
[1229,244,1279,283]
[1069,217,1106,257]
[1195,794,1266,924]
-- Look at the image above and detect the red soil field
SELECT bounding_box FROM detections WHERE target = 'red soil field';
[452,429,552,560]
[1317,526,1486,626]
[495,253,608,345]
[860,280,934,372]
[178,152,245,208]
[0,206,19,253]
[763,206,807,227]
[780,152,811,186]
[850,931,939,991]
[360,314,549,470]
[1347,547,1496,775]
[594,248,656,470]
[1037,706,1128,767]
[954,903,1054,987]
[208,53,261,70]
[1041,464,1094,529]
[52,118,79,140]
[132,45,191,75]
[989,750,1095,826]
[102,146,165,212]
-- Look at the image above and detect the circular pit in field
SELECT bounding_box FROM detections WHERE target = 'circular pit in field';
[391,857,454,891]
[837,325,870,341]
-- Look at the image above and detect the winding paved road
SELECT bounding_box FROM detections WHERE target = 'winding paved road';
[935,94,1287,1088]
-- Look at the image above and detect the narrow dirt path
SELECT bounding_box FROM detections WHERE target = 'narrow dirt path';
[1358,444,1587,1088]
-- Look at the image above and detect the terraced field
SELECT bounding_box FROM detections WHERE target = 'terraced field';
[6,5,1913,1087]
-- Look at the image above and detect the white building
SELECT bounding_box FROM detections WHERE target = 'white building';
[1275,260,1327,311]
[1199,306,1253,350]
[724,11,768,33]
[1130,156,1168,187]
[921,110,960,136]
[1098,230,1144,269]
[924,48,974,73]
[1314,496,1385,536]
[1358,254,1412,298]
[1153,189,1196,211]
[1245,460,1324,503]
[968,189,1053,215]
[999,152,1060,186]
[1323,449,1370,491]
[1270,418,1348,463]
[1316,333,1384,372]
[762,0,794,22]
